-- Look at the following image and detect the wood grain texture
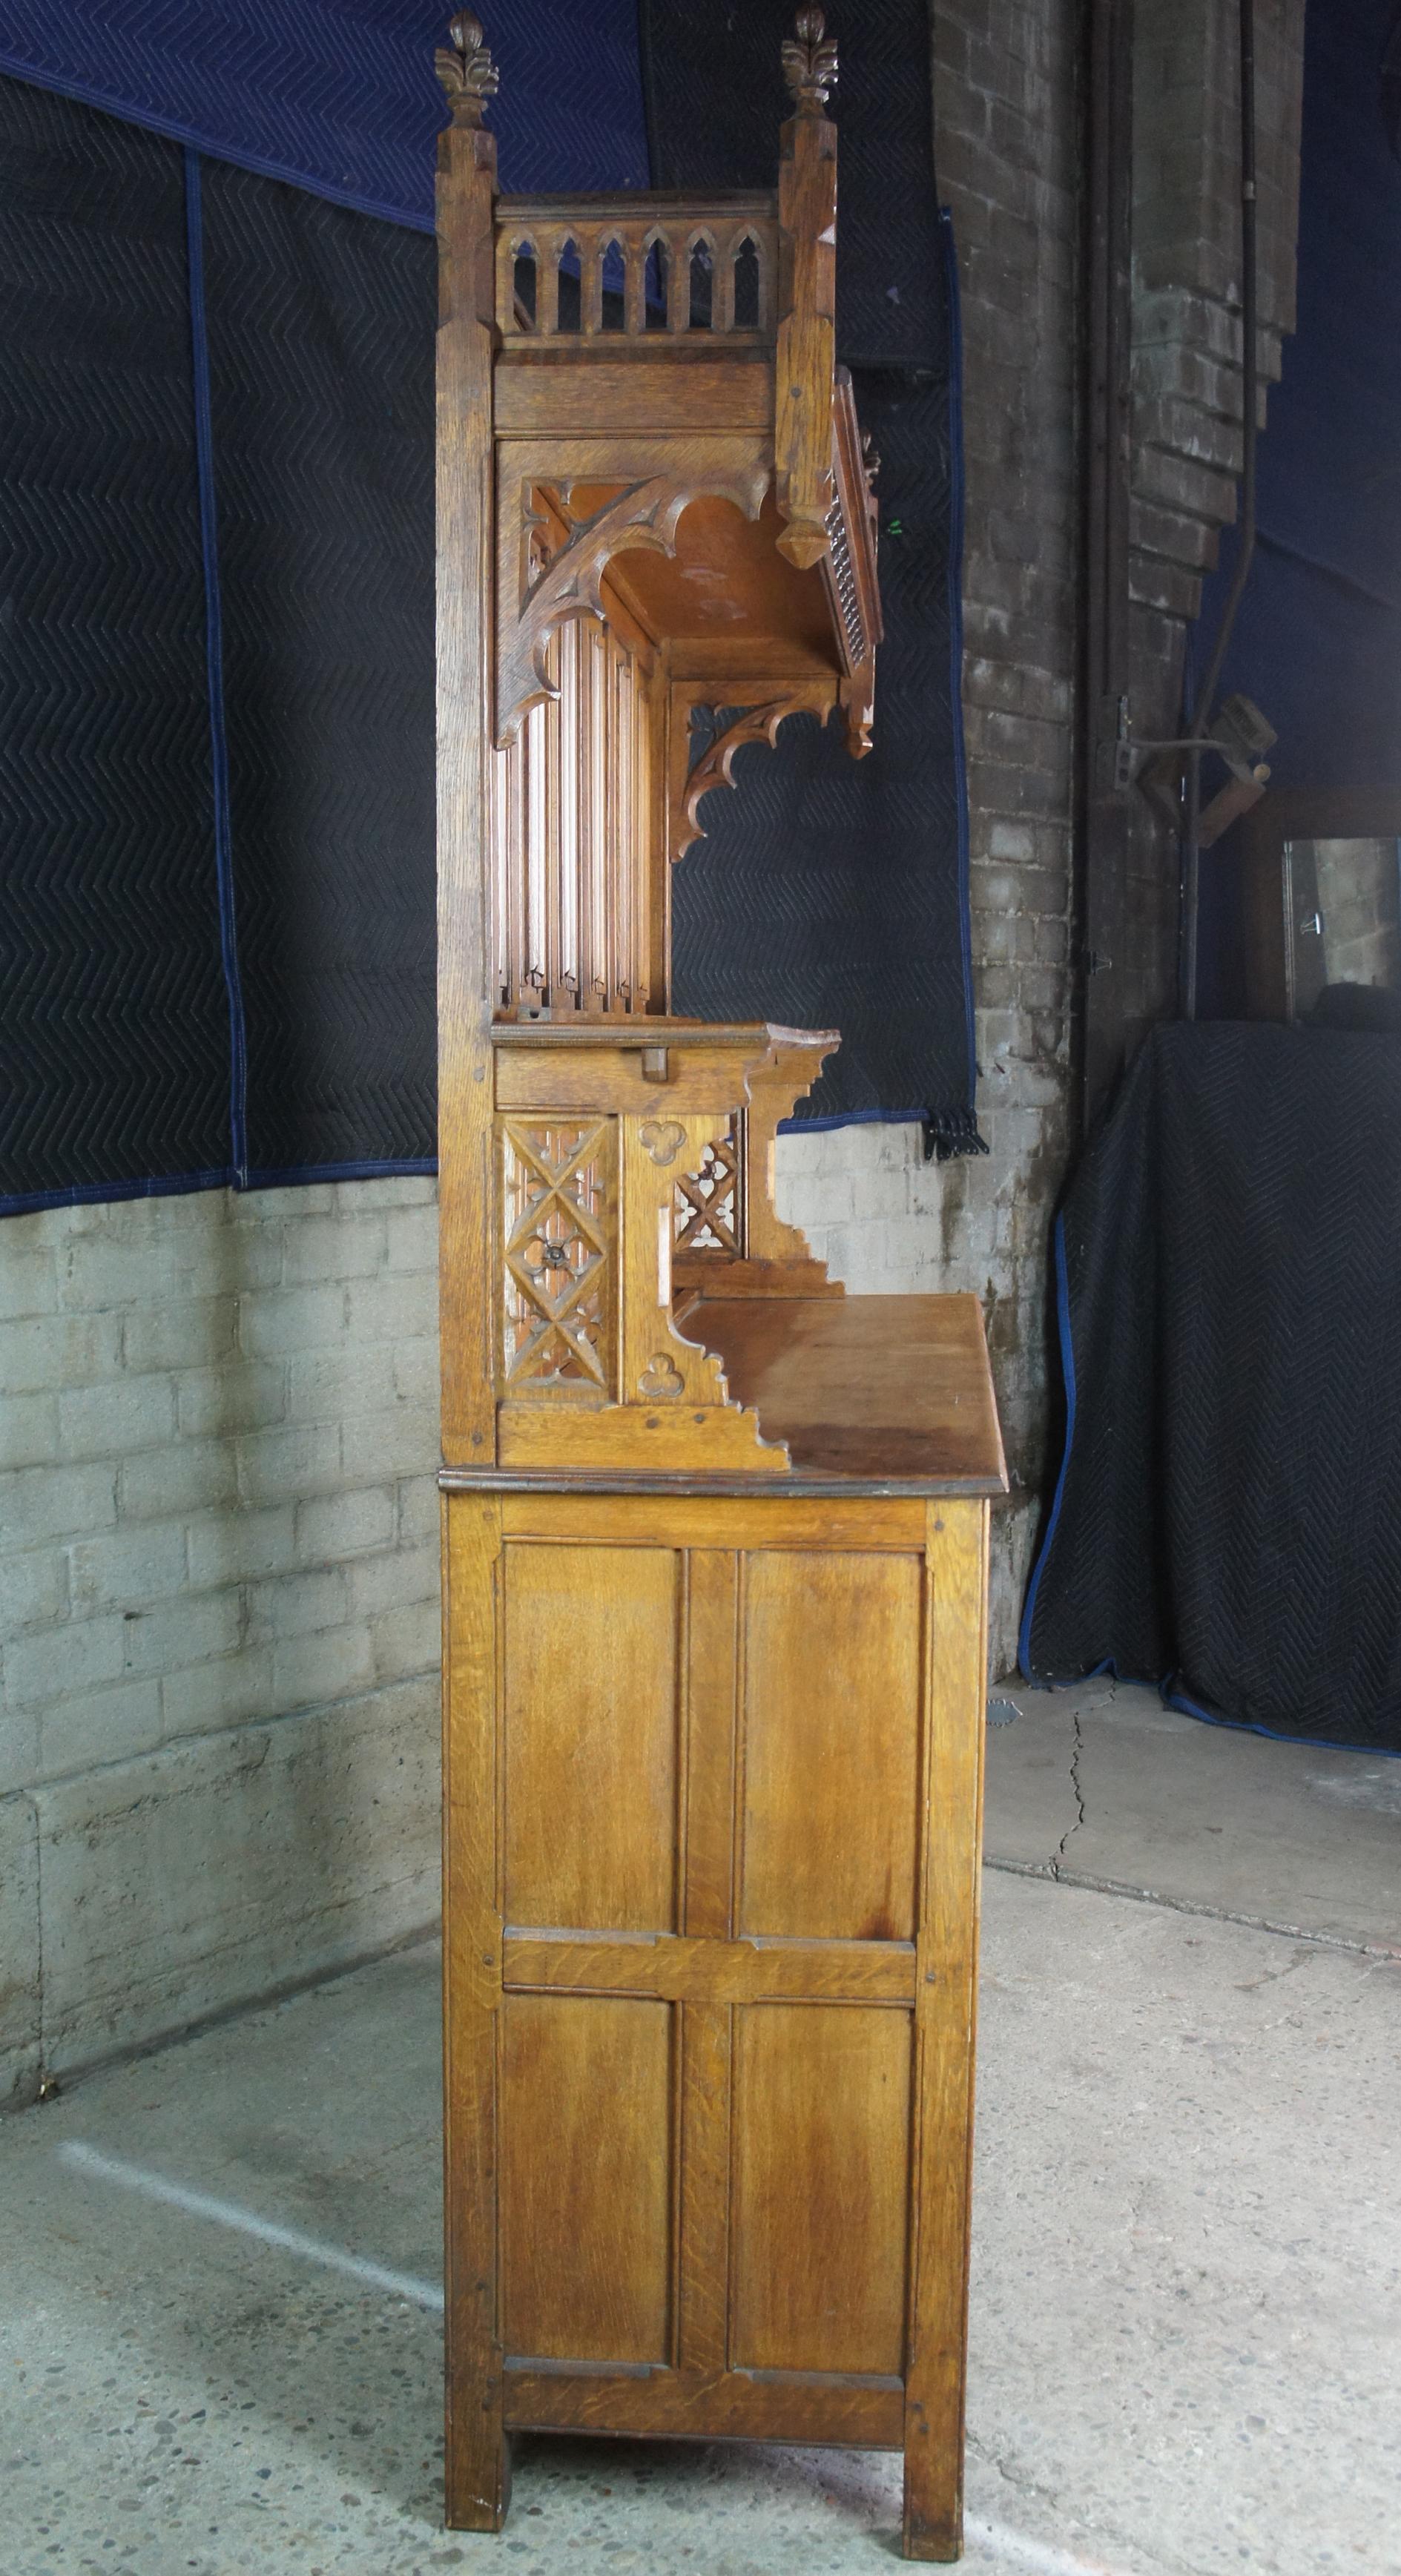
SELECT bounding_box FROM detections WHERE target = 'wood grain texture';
[677,2003,733,2370]
[501,1992,673,2365]
[498,1492,928,1549]
[903,1499,989,2563]
[441,1489,510,2529]
[739,1549,922,1941]
[502,1540,679,1932]
[501,1930,917,2006]
[498,1399,788,1476]
[682,1551,739,1940]
[731,2003,912,2376]
[494,354,777,436]
[436,86,499,1468]
[504,2362,903,2447]
[692,1294,1009,1489]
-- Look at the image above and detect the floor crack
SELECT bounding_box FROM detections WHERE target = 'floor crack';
[1049,1710,1087,1880]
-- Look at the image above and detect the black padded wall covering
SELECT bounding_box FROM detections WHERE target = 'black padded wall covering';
[200,165,438,1179]
[0,82,228,1204]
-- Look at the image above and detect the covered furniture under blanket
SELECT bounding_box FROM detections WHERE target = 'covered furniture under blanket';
[1021,1021,1401,1752]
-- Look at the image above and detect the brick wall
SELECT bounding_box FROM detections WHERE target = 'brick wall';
[0,1178,441,2109]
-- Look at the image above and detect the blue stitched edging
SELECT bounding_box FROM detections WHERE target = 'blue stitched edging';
[1163,1681,1401,1760]
[0,1167,236,1220]
[0,1158,440,1219]
[239,1159,438,1190]
[940,205,980,1120]
[0,56,434,234]
[185,148,248,1189]
[779,1108,925,1134]
[1018,1208,1074,1679]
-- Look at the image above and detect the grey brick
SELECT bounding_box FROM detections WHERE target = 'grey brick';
[370,1596,440,1681]
[160,1647,274,1741]
[0,1711,40,1799]
[0,1461,116,1550]
[4,1548,67,1635]
[4,1615,125,1709]
[0,1248,57,1322]
[59,1374,175,1461]
[341,1404,438,1483]
[391,1337,440,1409]
[245,1567,349,1645]
[236,1421,343,1506]
[120,1437,238,1521]
[295,1487,395,1564]
[186,1504,297,1588]
[69,1520,187,1613]
[344,1274,432,1347]
[383,1203,439,1274]
[272,1621,375,1710]
[282,1214,386,1285]
[237,1282,347,1359]
[0,1311,122,1395]
[122,1590,243,1677]
[346,1542,439,1621]
[396,1476,441,1547]
[285,1347,380,1423]
[0,1394,59,1473]
[176,1361,284,1438]
[122,1295,237,1375]
[37,1678,163,1783]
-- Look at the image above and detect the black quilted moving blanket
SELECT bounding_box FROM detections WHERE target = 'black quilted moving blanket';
[1021,1023,1401,1750]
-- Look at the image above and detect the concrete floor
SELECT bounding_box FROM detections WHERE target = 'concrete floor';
[1,1681,1398,2576]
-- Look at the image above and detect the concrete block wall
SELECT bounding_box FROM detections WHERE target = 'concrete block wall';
[0,1178,441,2110]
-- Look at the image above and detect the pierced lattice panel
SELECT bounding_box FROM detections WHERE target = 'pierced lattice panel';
[674,1119,745,1259]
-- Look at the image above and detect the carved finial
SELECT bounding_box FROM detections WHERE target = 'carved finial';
[782,7,838,114]
[435,12,499,122]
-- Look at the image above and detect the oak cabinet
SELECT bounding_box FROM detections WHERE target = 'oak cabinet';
[444,1488,992,2557]
[432,8,1005,2557]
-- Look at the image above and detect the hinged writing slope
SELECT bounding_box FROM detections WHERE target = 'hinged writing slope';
[435,12,1005,2562]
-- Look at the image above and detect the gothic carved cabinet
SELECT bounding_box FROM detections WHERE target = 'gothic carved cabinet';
[434,13,1006,2561]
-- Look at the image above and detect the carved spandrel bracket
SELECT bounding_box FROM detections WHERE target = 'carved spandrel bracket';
[435,11,500,122]
[673,686,837,863]
[497,466,771,743]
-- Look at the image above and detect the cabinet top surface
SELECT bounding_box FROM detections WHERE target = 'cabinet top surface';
[691,1292,1007,1492]
[444,1293,1008,1499]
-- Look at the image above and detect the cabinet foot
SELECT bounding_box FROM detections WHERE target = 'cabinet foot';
[444,2428,512,2533]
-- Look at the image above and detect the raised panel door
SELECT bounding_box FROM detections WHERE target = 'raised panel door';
[739,1548,923,1940]
[502,1538,680,1931]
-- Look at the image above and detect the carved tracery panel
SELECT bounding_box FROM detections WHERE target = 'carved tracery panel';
[500,1119,616,1394]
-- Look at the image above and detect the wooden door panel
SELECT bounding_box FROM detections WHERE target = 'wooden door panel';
[739,1549,922,1940]
[731,2001,912,2375]
[501,1992,673,2365]
[503,1540,680,1931]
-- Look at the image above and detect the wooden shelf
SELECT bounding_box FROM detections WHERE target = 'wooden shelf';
[688,1291,1008,1490]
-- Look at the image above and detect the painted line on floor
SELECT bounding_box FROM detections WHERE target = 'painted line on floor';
[966,2513,1131,2576]
[58,2141,445,2312]
[57,2152,1130,2575]
[984,1855,1401,1960]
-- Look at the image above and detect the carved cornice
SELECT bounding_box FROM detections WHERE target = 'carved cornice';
[782,8,838,116]
[435,12,499,124]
